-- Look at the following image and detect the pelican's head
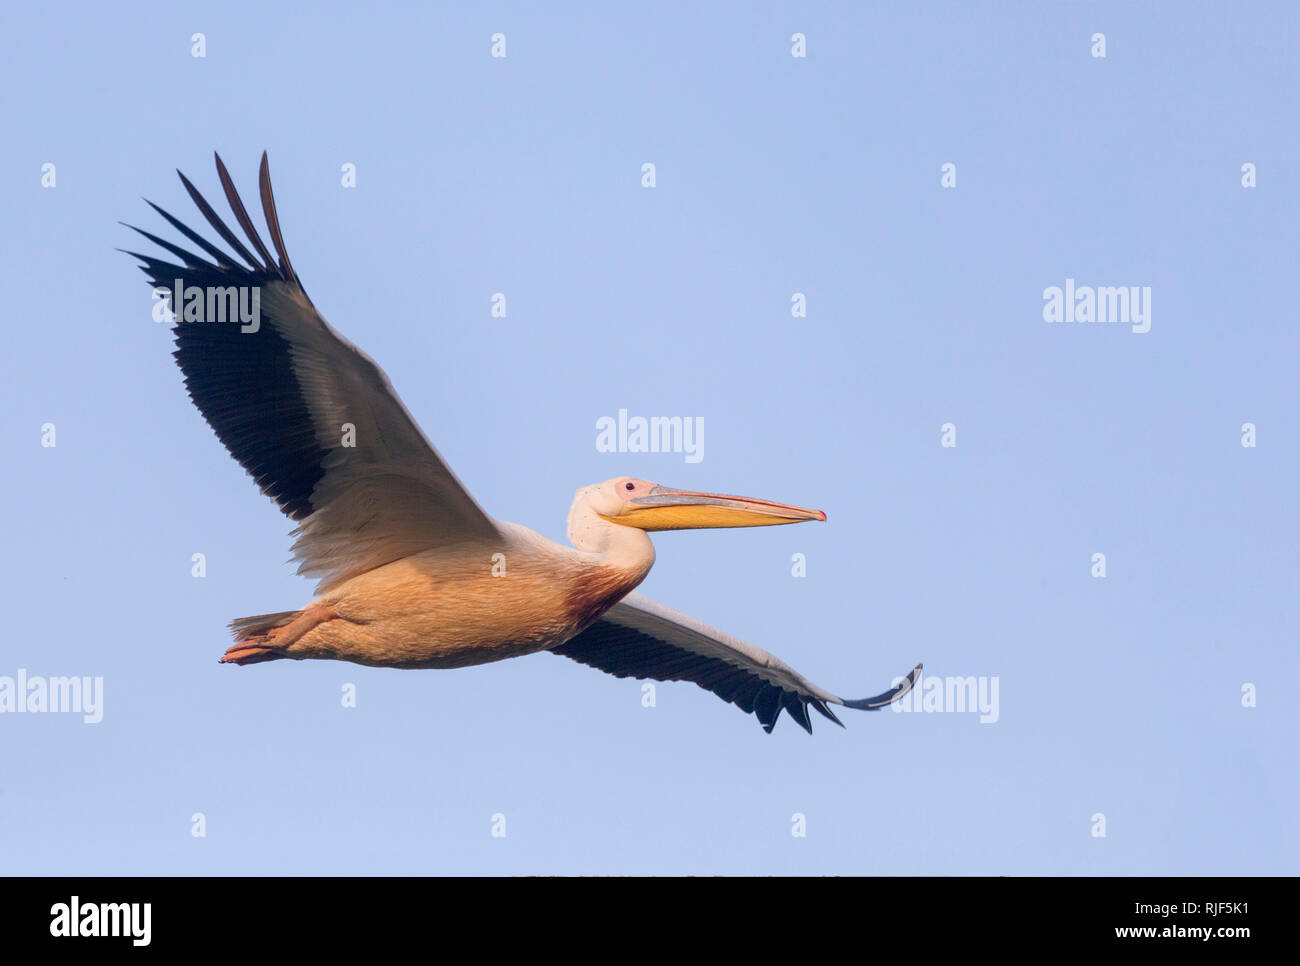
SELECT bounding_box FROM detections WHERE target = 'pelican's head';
[590,477,826,531]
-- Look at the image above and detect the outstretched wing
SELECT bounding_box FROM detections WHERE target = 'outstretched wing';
[551,591,921,734]
[123,152,498,593]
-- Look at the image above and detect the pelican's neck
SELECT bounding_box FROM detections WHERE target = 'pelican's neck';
[566,499,657,577]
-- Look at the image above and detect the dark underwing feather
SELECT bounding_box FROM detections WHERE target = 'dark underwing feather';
[176,168,263,270]
[120,222,219,270]
[170,287,326,520]
[811,699,842,726]
[754,687,782,730]
[126,156,325,521]
[783,694,812,733]
[553,620,823,734]
[258,152,298,283]
[840,670,923,710]
[552,592,923,735]
[124,152,501,590]
[214,151,277,272]
[143,199,239,268]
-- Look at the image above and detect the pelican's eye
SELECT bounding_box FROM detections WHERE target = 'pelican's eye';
[625,482,635,491]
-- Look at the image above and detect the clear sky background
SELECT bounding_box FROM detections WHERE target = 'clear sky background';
[1,1,1296,875]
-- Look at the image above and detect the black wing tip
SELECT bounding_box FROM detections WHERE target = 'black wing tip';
[755,666,921,734]
[257,149,298,284]
[811,698,845,728]
[786,696,813,733]
[841,662,923,712]
[130,153,306,288]
[170,155,269,274]
[754,691,823,735]
[753,663,924,735]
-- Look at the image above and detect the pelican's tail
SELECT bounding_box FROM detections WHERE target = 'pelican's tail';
[229,610,300,642]
[220,603,337,666]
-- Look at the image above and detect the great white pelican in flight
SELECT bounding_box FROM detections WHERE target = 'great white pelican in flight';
[122,153,921,734]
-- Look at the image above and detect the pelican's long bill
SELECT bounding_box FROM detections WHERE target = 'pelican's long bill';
[603,486,827,531]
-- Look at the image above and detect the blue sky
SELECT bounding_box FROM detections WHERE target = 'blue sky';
[1,1,1296,875]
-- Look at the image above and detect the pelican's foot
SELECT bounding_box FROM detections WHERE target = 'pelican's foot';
[219,642,284,665]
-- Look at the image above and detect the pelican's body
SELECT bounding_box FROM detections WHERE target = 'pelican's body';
[269,522,648,670]
[123,153,920,733]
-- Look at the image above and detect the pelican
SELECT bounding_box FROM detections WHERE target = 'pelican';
[122,153,921,734]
